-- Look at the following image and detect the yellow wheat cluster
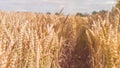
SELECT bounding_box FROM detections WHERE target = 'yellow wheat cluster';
[0,9,120,68]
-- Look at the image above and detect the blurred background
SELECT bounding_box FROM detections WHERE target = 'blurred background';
[0,0,116,15]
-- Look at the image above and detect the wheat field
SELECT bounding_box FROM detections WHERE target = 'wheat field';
[0,9,120,68]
